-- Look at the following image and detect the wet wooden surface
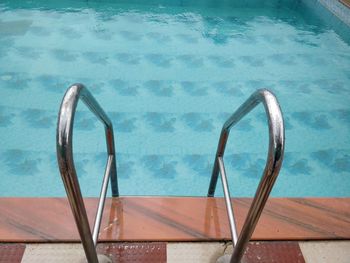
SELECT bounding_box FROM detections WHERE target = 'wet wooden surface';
[0,197,349,242]
[340,0,350,8]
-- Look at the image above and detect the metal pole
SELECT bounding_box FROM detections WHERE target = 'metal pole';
[92,155,113,246]
[218,157,238,245]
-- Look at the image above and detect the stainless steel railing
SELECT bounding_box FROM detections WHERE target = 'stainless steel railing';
[208,89,285,263]
[56,83,119,263]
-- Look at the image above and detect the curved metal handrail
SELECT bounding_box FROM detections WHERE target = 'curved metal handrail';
[57,83,119,263]
[207,89,285,263]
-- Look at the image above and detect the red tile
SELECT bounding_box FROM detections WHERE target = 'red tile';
[243,242,305,263]
[97,242,166,263]
[0,244,25,263]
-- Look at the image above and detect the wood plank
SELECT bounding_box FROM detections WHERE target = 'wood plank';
[339,0,350,8]
[0,197,349,242]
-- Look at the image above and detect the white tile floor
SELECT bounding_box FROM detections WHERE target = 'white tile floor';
[300,241,350,263]
[167,242,227,263]
[21,244,85,263]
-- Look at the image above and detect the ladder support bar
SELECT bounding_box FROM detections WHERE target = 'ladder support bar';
[218,157,238,245]
[208,89,285,263]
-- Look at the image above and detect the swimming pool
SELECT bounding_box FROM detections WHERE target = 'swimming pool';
[0,0,349,197]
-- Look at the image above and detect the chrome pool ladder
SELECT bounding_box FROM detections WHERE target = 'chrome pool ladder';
[56,84,284,263]
[56,83,119,263]
[208,89,285,263]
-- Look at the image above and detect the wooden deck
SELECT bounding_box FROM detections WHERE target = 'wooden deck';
[0,197,349,242]
[340,0,350,8]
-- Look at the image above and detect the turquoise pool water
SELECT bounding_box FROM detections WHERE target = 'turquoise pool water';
[0,0,349,197]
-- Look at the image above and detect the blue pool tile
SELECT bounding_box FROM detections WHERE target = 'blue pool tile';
[2,150,41,176]
[311,150,334,164]
[213,82,244,97]
[226,16,247,26]
[247,80,270,90]
[144,112,176,132]
[177,55,204,68]
[225,153,251,170]
[158,162,177,178]
[235,118,253,131]
[21,109,54,128]
[109,112,137,132]
[0,107,15,127]
[145,54,173,68]
[335,110,350,127]
[144,80,173,97]
[0,72,30,90]
[239,56,264,67]
[87,82,104,94]
[92,26,112,40]
[36,75,70,94]
[109,79,139,96]
[232,34,257,44]
[182,113,214,132]
[313,80,348,95]
[208,55,235,68]
[332,155,350,172]
[146,32,172,43]
[269,54,296,65]
[74,112,97,131]
[82,52,108,65]
[93,153,108,170]
[59,27,82,39]
[183,154,212,176]
[93,154,136,178]
[141,155,177,178]
[28,26,51,36]
[292,112,331,129]
[283,116,294,130]
[296,83,312,94]
[51,49,78,62]
[286,159,312,175]
[75,159,89,178]
[260,34,285,45]
[119,30,143,41]
[16,47,42,59]
[115,53,141,65]
[203,16,223,27]
[312,114,331,129]
[181,81,207,96]
[297,54,325,65]
[203,31,231,45]
[175,33,198,43]
[115,155,136,179]
[242,158,265,178]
